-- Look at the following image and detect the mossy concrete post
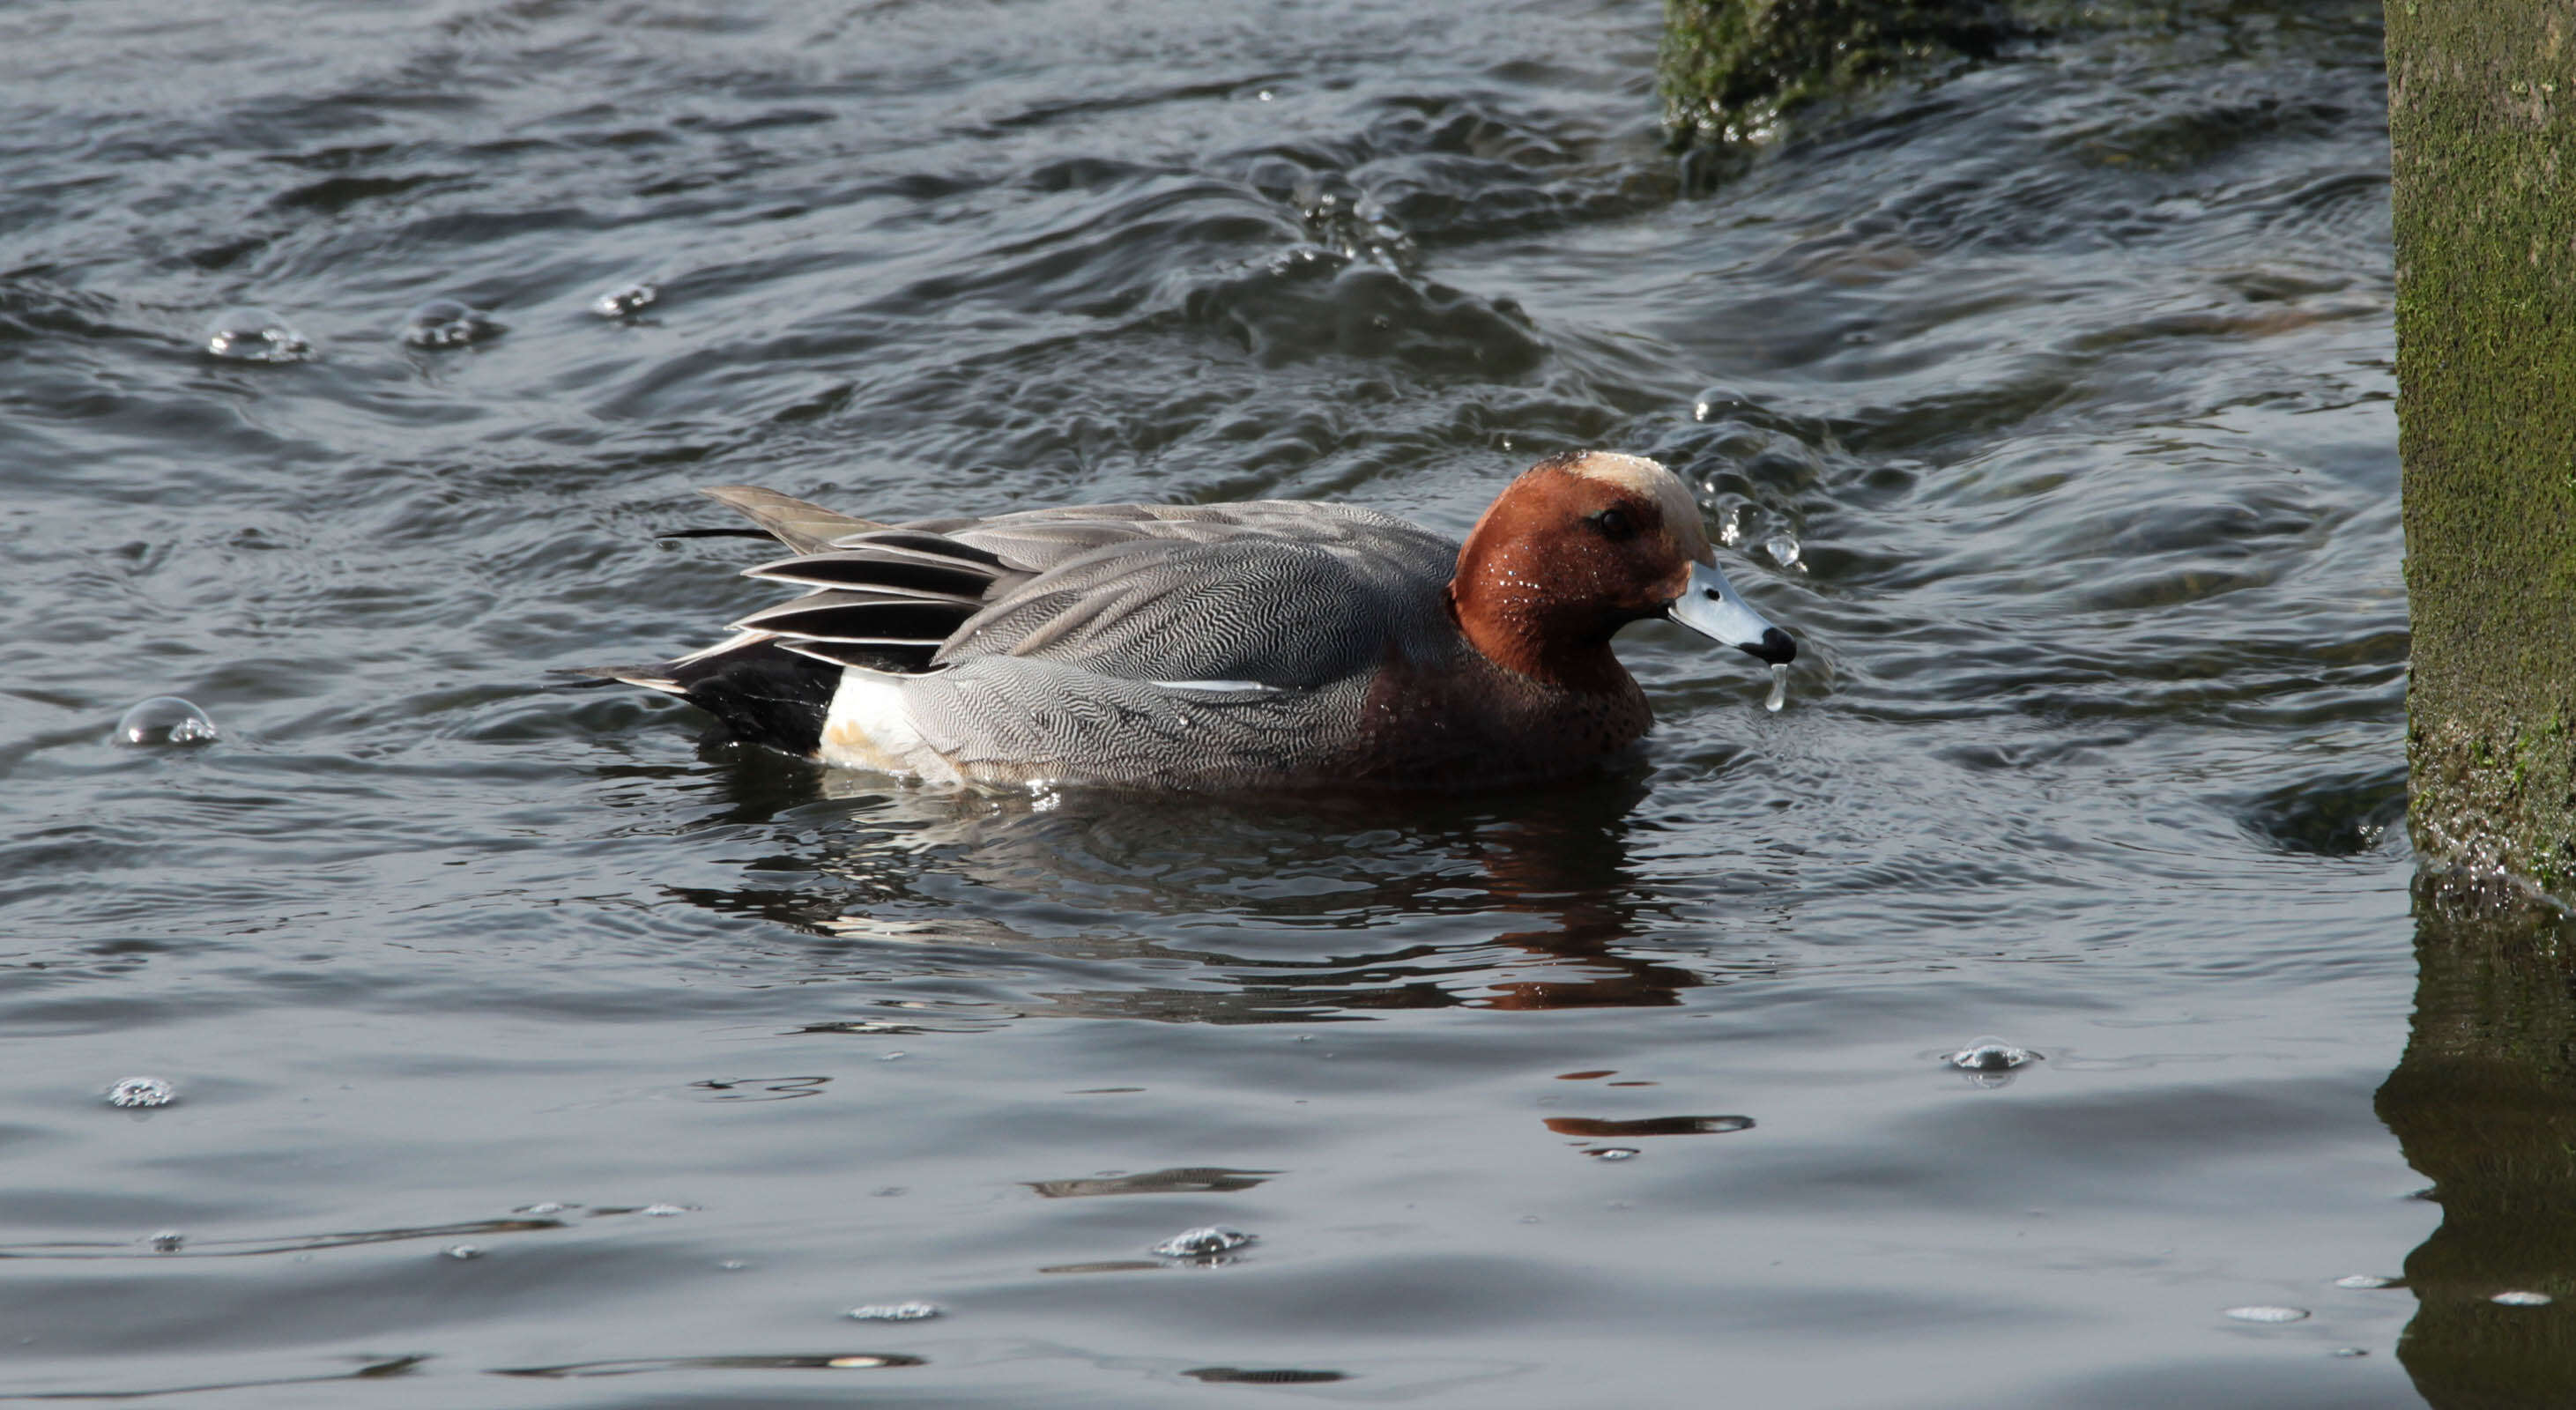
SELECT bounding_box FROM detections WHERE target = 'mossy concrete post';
[2390,3,2576,890]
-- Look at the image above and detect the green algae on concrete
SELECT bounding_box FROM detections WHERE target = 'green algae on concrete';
[1658,0,2013,145]
[2389,2,2576,892]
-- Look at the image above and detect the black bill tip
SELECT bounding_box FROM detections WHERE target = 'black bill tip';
[1738,627,1797,666]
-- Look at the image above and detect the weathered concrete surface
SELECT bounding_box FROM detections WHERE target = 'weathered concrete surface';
[1658,0,2012,146]
[2390,3,2576,891]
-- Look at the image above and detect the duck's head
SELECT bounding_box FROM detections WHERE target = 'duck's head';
[1451,450,1795,690]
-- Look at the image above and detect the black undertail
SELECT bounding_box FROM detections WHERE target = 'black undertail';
[664,640,840,757]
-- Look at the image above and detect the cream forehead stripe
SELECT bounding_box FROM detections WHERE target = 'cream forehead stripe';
[1565,452,1711,559]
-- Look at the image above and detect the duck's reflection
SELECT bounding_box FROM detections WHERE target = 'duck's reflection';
[2376,878,2576,1404]
[654,743,1738,1019]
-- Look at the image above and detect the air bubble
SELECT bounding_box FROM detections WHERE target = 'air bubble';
[1947,1037,2035,1072]
[402,298,501,348]
[113,699,217,748]
[1586,1147,1640,1161]
[1153,1226,1255,1258]
[204,307,313,362]
[2223,1305,2310,1324]
[1765,663,1789,713]
[844,1301,942,1322]
[1763,532,1802,569]
[2492,1290,2554,1306]
[591,279,659,317]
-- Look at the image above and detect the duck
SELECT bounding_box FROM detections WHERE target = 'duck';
[587,449,1795,791]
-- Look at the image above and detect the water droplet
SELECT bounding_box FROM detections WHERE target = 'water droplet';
[401,298,501,349]
[1717,506,1745,547]
[1152,1226,1255,1258]
[1947,1037,2037,1072]
[1763,532,1802,569]
[443,1244,483,1260]
[107,1075,177,1108]
[204,307,313,362]
[112,699,217,748]
[2492,1289,2554,1306]
[590,279,658,317]
[1765,663,1789,713]
[844,1301,942,1322]
[2224,1305,2310,1324]
[147,1230,184,1252]
[1586,1147,1641,1161]
[2335,1273,2397,1289]
[640,1203,688,1217]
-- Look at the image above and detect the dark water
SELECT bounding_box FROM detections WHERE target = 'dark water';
[4,0,2516,1404]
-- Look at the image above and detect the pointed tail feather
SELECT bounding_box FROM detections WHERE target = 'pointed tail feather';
[699,486,890,554]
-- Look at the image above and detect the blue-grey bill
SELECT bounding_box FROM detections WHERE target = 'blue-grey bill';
[1668,560,1795,664]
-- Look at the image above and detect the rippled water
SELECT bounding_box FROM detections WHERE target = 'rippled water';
[0,0,2457,1403]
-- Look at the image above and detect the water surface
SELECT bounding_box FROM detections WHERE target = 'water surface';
[0,0,2451,1403]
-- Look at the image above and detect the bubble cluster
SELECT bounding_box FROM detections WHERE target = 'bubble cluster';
[1152,1226,1255,1258]
[113,699,217,748]
[590,279,659,317]
[106,1075,177,1108]
[204,307,313,362]
[1946,1037,2036,1072]
[402,298,501,348]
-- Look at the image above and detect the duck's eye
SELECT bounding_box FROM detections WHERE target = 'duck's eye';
[1589,507,1637,541]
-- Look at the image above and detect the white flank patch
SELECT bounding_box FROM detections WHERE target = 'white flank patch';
[1151,679,1281,694]
[818,672,960,783]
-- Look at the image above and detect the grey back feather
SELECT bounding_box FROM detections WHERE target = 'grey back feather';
[715,494,1460,693]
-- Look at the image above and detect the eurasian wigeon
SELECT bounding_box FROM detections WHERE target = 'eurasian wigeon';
[590,450,1794,790]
